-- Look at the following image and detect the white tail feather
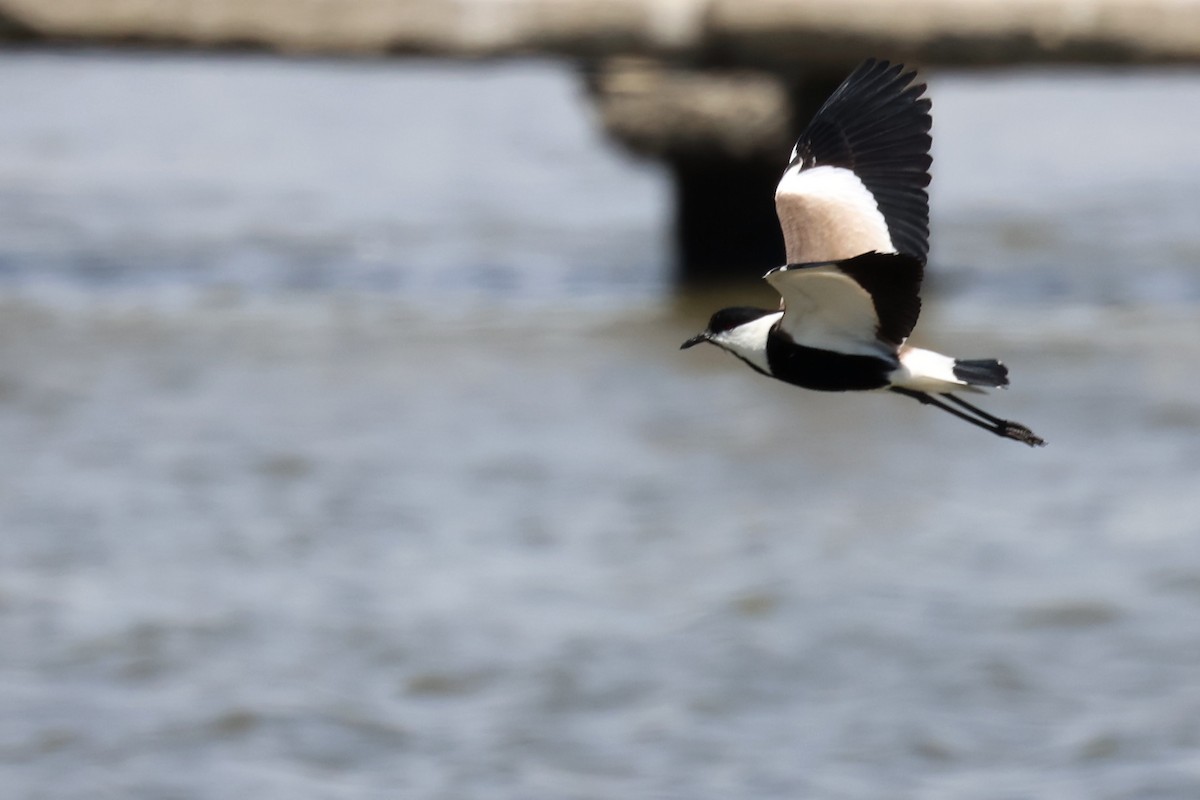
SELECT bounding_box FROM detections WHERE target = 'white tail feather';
[889,347,973,393]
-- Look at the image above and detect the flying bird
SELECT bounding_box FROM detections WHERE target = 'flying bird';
[681,59,1045,447]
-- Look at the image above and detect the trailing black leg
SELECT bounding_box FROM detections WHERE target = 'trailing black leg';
[890,388,1046,447]
[891,388,1007,437]
[942,394,1006,424]
[943,394,1045,446]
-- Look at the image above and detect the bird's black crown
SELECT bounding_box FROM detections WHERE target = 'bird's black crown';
[705,306,775,334]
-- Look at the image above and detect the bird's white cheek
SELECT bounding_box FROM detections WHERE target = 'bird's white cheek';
[710,313,781,374]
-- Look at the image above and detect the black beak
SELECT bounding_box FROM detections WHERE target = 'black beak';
[680,333,709,350]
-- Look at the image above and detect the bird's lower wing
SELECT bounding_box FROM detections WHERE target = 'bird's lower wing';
[766,252,925,353]
[765,263,885,356]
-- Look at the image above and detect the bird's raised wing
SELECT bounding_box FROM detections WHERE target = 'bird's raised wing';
[775,59,932,265]
[765,251,925,355]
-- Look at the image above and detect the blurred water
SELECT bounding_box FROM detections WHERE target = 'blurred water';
[2,51,1200,800]
[0,52,668,303]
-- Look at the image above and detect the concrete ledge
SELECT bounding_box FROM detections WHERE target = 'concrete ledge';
[707,0,1200,66]
[0,0,703,56]
[591,58,792,160]
[2,0,1200,63]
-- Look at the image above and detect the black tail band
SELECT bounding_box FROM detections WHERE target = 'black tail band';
[953,358,1009,388]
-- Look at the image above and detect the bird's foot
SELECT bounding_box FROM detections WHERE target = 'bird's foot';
[999,421,1046,447]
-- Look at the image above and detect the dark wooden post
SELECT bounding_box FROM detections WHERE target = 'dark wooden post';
[589,59,845,284]
[669,155,785,283]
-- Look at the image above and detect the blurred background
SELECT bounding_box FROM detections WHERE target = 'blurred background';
[3,2,1200,798]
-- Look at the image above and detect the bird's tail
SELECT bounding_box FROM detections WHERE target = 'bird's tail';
[893,349,1006,394]
[953,358,1009,389]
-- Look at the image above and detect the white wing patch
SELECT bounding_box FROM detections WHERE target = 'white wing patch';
[765,265,891,358]
[775,165,894,265]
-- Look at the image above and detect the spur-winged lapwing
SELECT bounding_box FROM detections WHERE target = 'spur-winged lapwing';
[682,59,1045,447]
